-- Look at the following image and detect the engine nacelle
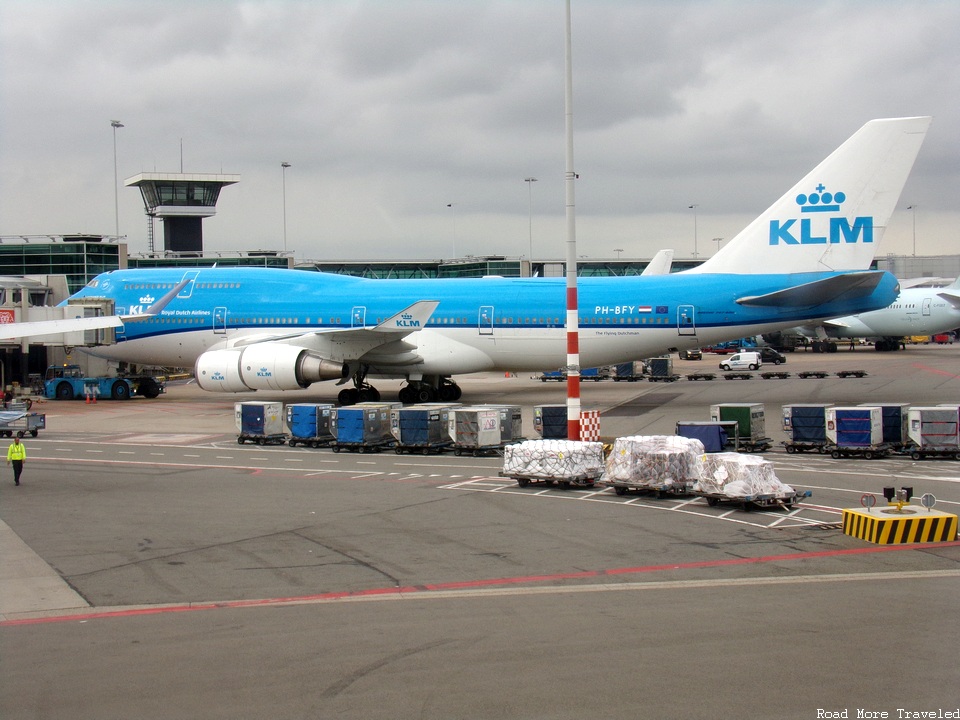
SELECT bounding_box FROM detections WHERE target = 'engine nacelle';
[194,345,348,393]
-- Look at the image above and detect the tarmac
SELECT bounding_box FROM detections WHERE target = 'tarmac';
[1,343,958,719]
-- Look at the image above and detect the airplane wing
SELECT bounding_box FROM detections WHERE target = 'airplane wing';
[0,277,193,341]
[736,271,885,307]
[229,300,440,366]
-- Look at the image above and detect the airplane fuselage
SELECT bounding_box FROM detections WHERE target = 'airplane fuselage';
[70,267,900,376]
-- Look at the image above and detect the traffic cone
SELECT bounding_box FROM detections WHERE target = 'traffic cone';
[85,392,90,404]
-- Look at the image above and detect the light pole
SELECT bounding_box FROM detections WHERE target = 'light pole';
[111,120,124,238]
[712,237,723,255]
[524,177,537,260]
[688,204,698,259]
[281,162,291,251]
[446,203,456,258]
[907,205,917,256]
[614,248,623,260]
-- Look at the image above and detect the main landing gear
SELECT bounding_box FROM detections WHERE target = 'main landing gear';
[337,368,462,406]
[397,378,462,404]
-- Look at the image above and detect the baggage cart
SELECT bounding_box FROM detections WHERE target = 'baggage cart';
[286,403,335,448]
[331,403,396,453]
[500,440,606,489]
[0,410,45,438]
[709,404,771,452]
[824,406,891,458]
[902,406,960,460]
[693,452,812,510]
[235,401,288,445]
[781,403,831,454]
[390,404,457,454]
[604,435,702,498]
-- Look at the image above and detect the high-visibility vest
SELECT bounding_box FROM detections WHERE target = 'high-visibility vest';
[7,443,26,461]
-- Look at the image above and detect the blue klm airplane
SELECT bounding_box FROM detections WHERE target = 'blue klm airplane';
[19,116,931,404]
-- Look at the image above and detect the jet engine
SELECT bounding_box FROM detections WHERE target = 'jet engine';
[194,344,348,393]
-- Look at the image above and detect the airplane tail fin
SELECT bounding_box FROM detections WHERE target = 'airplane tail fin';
[687,117,932,275]
[640,249,674,276]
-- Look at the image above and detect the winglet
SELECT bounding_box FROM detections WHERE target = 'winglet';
[374,300,439,333]
[122,277,193,321]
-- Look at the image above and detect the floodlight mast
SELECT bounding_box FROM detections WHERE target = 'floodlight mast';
[564,0,581,440]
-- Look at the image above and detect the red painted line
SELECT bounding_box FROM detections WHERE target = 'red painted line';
[911,363,960,379]
[3,541,958,627]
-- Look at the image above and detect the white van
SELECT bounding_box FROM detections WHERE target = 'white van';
[719,351,762,371]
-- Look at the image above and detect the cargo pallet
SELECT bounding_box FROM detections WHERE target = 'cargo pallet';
[331,440,395,453]
[499,471,600,489]
[760,371,791,379]
[835,370,868,378]
[697,489,811,511]
[646,374,681,382]
[237,433,288,446]
[288,436,335,448]
[394,441,452,455]
[826,443,892,459]
[686,372,716,381]
[797,370,829,379]
[0,412,45,438]
[604,479,695,499]
[782,440,827,454]
[722,373,753,380]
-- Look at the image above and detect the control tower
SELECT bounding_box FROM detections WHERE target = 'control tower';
[126,172,239,253]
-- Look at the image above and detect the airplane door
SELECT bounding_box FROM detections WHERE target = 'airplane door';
[178,270,201,299]
[213,306,227,334]
[677,304,696,336]
[479,305,494,335]
[352,306,367,328]
[922,298,931,316]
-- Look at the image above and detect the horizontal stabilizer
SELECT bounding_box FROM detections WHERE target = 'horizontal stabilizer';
[937,289,960,310]
[737,272,885,308]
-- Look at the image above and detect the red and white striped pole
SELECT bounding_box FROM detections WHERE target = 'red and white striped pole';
[564,0,581,441]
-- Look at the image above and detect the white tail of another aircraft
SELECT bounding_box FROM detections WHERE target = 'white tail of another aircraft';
[688,117,932,275]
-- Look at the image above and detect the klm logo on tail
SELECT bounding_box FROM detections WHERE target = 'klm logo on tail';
[769,184,873,245]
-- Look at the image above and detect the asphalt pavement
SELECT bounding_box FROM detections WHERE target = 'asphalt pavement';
[1,343,958,719]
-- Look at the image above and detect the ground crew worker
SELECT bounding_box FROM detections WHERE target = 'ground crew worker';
[7,436,26,486]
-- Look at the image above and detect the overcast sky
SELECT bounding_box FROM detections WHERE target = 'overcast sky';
[1,0,957,263]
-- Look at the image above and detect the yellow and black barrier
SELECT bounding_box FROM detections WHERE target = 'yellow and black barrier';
[842,506,958,545]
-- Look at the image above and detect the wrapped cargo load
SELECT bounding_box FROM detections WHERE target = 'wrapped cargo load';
[605,435,705,490]
[501,440,605,482]
[694,453,794,498]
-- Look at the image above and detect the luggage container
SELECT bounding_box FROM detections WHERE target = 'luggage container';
[859,402,910,449]
[825,406,889,458]
[534,404,568,439]
[330,403,396,453]
[612,361,644,382]
[645,356,680,382]
[904,406,960,460]
[781,403,831,453]
[449,405,522,456]
[390,403,459,454]
[709,403,771,452]
[285,403,335,447]
[236,401,287,445]
[675,421,738,453]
